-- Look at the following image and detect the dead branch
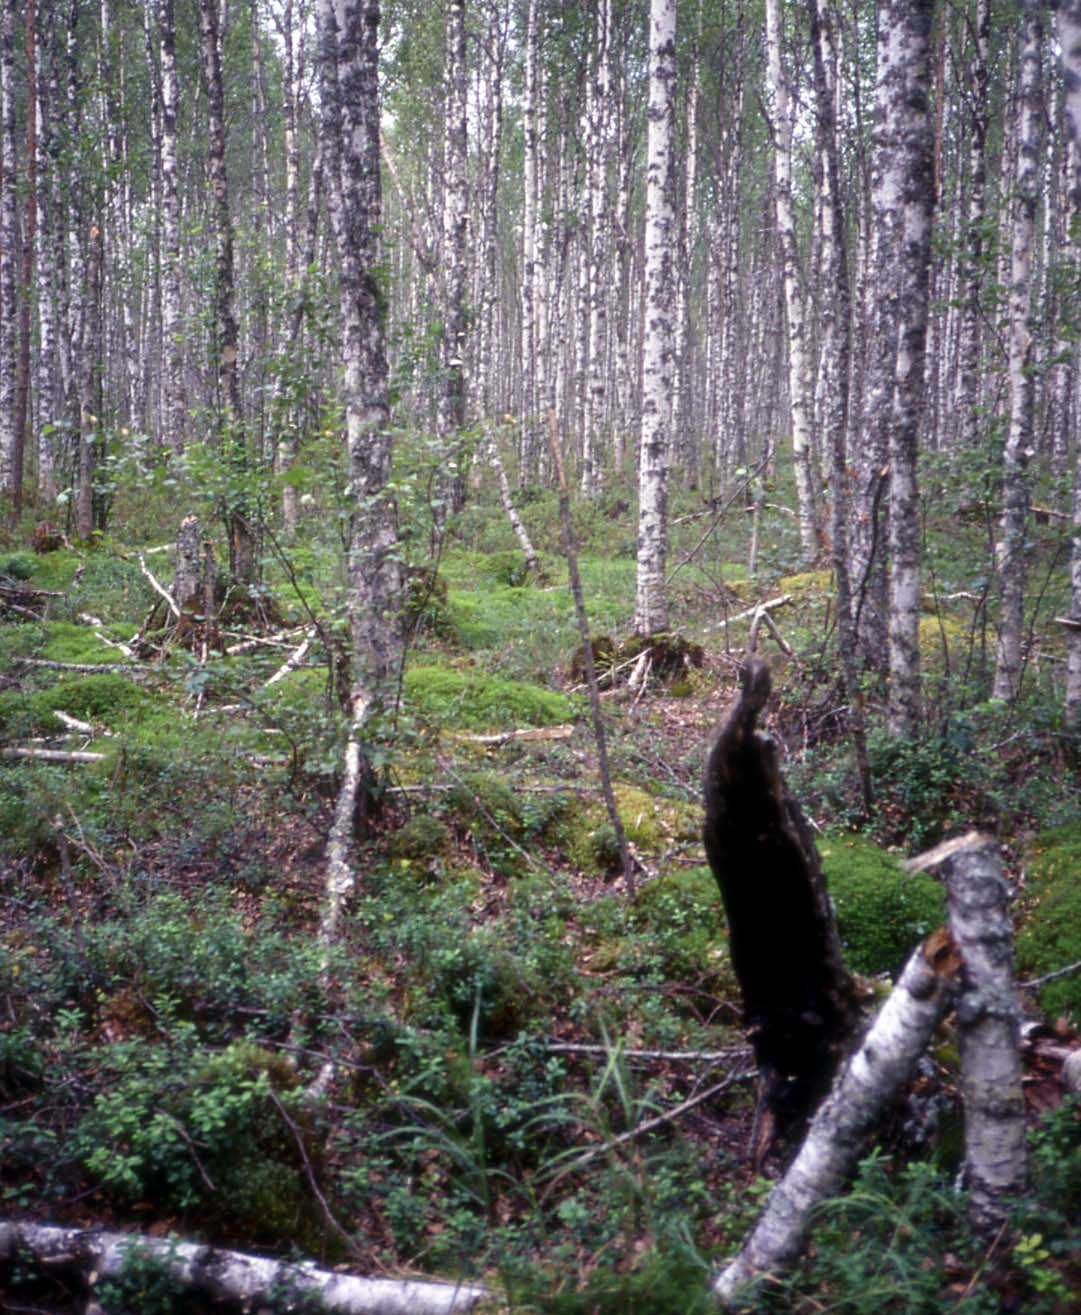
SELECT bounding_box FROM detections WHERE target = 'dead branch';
[264,630,316,687]
[711,594,794,629]
[138,551,181,619]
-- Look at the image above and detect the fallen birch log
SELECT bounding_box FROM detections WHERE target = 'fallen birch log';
[15,657,146,674]
[712,930,961,1306]
[0,746,107,763]
[0,1220,488,1315]
[462,724,575,746]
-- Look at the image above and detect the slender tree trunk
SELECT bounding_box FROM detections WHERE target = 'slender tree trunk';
[1057,0,1081,728]
[993,0,1043,703]
[433,0,468,542]
[317,0,403,702]
[11,0,37,518]
[954,0,991,455]
[635,0,677,637]
[809,0,872,811]
[765,0,820,563]
[35,0,58,500]
[519,0,540,482]
[198,0,256,581]
[159,0,184,452]
[0,0,18,496]
[884,0,936,737]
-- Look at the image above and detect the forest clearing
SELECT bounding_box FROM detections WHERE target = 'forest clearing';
[2,0,1081,1311]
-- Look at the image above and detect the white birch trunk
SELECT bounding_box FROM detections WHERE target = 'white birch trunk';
[0,0,17,492]
[1060,0,1081,727]
[318,0,402,697]
[159,0,184,453]
[713,934,959,1306]
[993,0,1044,703]
[635,0,677,637]
[884,0,935,736]
[519,0,540,480]
[764,0,820,563]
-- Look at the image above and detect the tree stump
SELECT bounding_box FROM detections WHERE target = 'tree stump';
[703,657,860,1156]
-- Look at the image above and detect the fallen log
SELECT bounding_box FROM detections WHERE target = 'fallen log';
[0,1220,489,1315]
[0,746,107,763]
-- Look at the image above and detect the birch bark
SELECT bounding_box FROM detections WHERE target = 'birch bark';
[992,0,1043,703]
[159,0,184,453]
[884,0,935,737]
[434,0,469,536]
[0,0,17,495]
[635,0,677,637]
[1059,0,1081,728]
[317,0,402,701]
[764,0,820,563]
[198,0,256,581]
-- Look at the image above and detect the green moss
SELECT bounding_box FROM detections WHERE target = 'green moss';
[820,834,946,976]
[1016,822,1081,1020]
[39,621,126,665]
[566,785,698,872]
[31,673,149,728]
[777,569,833,596]
[918,614,969,670]
[447,771,522,835]
[388,815,452,873]
[405,664,573,730]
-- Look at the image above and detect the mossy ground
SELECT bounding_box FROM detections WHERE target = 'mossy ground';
[2,472,1080,1312]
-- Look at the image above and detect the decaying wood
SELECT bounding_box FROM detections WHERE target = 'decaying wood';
[264,630,316,686]
[712,932,962,1306]
[139,550,181,619]
[0,1220,488,1315]
[463,724,574,746]
[912,831,1027,1236]
[15,657,144,674]
[703,657,861,1155]
[1,746,107,763]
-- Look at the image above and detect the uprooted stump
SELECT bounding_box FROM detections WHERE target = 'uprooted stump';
[703,656,861,1159]
[570,631,704,690]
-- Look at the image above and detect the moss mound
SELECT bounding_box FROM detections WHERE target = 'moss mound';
[820,834,946,976]
[1016,823,1081,1020]
[568,632,704,689]
[566,785,698,873]
[405,664,573,730]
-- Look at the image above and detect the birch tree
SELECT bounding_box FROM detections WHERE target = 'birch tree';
[992,0,1044,703]
[1058,0,1081,729]
[317,0,403,710]
[0,0,17,497]
[883,0,936,736]
[764,0,821,562]
[635,0,677,638]
[159,0,184,453]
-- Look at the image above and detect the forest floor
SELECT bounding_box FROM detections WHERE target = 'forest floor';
[3,491,1081,1313]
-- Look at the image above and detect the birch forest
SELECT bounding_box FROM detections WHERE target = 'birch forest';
[3,0,1081,1311]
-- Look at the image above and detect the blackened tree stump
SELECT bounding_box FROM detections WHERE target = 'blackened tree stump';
[704,657,860,1156]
